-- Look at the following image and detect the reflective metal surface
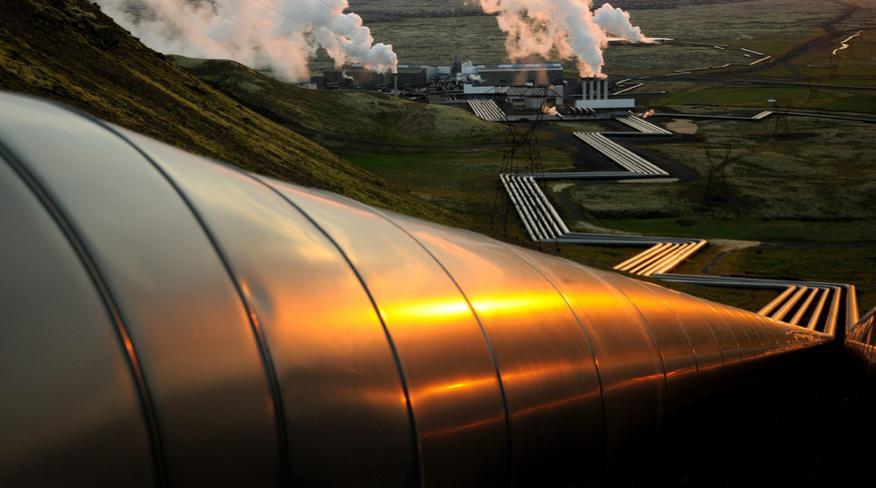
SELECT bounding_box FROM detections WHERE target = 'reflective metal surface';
[0,93,835,486]
[660,292,726,396]
[521,256,665,459]
[706,305,743,363]
[0,158,154,486]
[267,182,508,487]
[698,301,746,376]
[124,135,417,486]
[602,278,698,419]
[846,308,876,383]
[391,217,602,485]
[0,93,278,486]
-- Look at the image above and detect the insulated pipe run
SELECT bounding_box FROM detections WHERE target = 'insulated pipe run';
[0,93,832,487]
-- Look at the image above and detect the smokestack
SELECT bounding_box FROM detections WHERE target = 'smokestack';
[582,78,600,101]
[452,56,462,76]
[394,73,399,93]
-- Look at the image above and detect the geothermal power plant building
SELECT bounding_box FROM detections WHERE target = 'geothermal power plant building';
[474,63,565,86]
[395,64,438,88]
[319,61,640,118]
[320,61,565,90]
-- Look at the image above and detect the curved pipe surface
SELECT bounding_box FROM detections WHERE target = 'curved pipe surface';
[0,93,831,487]
[846,309,876,384]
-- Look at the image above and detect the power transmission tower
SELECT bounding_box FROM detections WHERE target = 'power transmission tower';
[499,112,545,176]
[492,88,547,237]
[702,143,735,204]
[809,51,842,102]
[771,99,791,139]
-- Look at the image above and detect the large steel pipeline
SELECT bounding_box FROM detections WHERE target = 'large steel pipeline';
[0,93,831,487]
[846,308,876,385]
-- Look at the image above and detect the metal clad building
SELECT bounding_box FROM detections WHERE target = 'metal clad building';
[396,64,437,87]
[476,63,565,86]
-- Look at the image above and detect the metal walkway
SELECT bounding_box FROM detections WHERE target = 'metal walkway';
[573,132,668,176]
[613,241,708,277]
[614,115,674,135]
[652,110,876,124]
[468,99,507,122]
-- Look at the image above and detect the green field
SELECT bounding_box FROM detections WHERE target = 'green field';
[341,0,876,314]
[653,87,876,113]
[334,112,875,313]
[597,218,875,243]
[338,145,573,232]
[558,117,876,229]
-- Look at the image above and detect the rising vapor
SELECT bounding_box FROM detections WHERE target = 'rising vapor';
[475,1,652,77]
[96,0,398,81]
[593,3,650,43]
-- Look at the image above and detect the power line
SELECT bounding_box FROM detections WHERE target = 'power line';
[212,9,297,44]
[243,0,351,30]
[246,0,313,30]
[213,0,360,43]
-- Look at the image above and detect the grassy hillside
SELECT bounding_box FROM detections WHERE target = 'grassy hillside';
[172,55,501,146]
[0,0,453,224]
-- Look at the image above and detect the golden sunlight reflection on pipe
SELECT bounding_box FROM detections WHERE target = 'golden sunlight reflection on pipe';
[386,298,472,322]
[411,375,500,403]
[383,292,574,325]
[409,358,600,405]
[470,293,562,316]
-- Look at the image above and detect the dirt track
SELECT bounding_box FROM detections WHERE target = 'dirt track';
[709,0,862,81]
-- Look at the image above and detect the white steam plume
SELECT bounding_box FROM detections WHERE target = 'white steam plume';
[474,1,652,78]
[593,3,650,43]
[96,0,398,81]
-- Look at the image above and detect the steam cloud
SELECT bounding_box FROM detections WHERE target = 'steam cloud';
[474,1,652,78]
[96,0,398,81]
[593,3,650,43]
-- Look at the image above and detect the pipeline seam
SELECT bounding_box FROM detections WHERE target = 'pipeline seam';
[601,279,671,432]
[371,210,514,487]
[252,177,424,488]
[0,141,169,487]
[95,123,292,488]
[508,248,608,472]
[641,287,703,402]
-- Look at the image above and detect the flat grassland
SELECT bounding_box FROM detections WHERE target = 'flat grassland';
[325,0,876,314]
[553,116,875,309]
